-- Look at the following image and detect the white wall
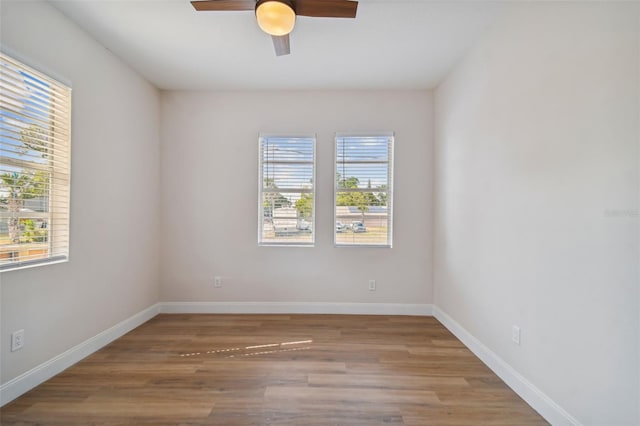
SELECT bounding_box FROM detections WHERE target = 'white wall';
[160,90,433,305]
[0,1,161,384]
[434,2,639,425]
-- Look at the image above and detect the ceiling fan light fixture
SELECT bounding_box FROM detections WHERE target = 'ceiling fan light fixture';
[255,0,295,36]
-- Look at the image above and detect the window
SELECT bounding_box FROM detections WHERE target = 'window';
[258,135,315,246]
[0,53,71,271]
[335,133,393,247]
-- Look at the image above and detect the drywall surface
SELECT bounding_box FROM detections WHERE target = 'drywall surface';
[434,2,639,424]
[160,90,433,304]
[0,1,161,384]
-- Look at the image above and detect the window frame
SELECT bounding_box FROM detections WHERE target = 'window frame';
[334,132,394,248]
[257,134,316,247]
[0,52,72,272]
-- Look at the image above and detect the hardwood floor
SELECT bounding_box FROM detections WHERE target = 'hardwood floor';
[0,314,548,425]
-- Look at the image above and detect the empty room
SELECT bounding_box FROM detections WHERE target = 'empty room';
[0,0,638,425]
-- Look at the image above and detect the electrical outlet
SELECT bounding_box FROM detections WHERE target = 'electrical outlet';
[368,280,376,291]
[214,276,222,288]
[11,329,24,352]
[512,325,521,345]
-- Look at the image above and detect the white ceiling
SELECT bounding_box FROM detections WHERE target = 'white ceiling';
[50,0,506,91]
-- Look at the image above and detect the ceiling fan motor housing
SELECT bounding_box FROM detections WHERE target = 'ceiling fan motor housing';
[255,0,296,13]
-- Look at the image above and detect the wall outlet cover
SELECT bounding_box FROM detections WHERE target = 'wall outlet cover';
[11,329,24,352]
[512,325,521,345]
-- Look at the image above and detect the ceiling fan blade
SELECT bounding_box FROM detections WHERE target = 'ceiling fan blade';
[293,0,357,18]
[191,0,256,11]
[272,35,291,56]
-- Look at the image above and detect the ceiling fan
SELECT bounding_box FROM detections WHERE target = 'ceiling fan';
[191,0,358,56]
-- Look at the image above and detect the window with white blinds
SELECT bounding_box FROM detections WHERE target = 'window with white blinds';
[335,133,393,247]
[259,135,315,246]
[0,53,71,271]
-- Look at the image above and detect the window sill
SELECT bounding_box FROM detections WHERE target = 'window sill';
[0,256,68,273]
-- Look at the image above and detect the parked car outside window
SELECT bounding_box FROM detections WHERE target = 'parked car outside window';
[351,221,366,233]
[297,219,312,231]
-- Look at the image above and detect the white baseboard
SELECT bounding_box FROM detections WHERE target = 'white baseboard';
[432,306,581,426]
[0,303,160,407]
[159,301,433,316]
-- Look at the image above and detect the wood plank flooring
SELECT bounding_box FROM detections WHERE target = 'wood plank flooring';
[0,314,548,425]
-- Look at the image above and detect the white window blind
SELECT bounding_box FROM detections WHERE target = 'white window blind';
[335,133,393,247]
[0,53,71,271]
[258,135,315,246]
